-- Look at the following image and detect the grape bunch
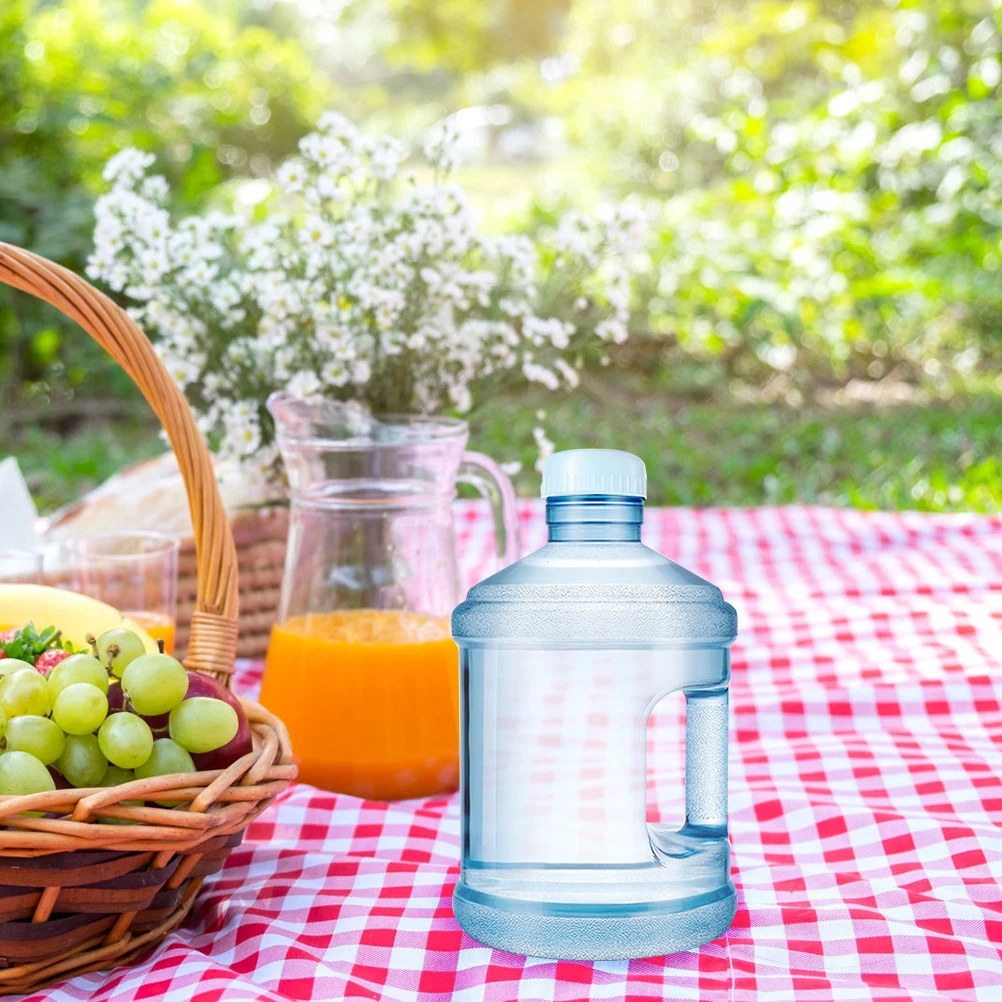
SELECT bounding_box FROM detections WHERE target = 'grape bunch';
[0,623,252,808]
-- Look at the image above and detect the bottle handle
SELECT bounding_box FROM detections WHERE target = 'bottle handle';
[458,451,520,571]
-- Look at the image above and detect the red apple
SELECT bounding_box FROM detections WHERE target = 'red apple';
[183,671,253,770]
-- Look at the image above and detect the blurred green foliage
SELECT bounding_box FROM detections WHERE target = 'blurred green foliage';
[0,0,332,415]
[482,0,1002,394]
[382,0,571,72]
[2,0,1001,509]
[16,420,164,513]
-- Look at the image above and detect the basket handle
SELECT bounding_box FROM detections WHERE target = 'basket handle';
[0,242,240,683]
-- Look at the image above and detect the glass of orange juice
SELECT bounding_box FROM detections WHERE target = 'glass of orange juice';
[260,393,519,802]
[63,531,179,654]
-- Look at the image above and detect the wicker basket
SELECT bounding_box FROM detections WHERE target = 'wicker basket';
[176,506,287,660]
[0,243,297,993]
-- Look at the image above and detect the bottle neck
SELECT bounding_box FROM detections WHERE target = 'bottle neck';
[546,495,644,542]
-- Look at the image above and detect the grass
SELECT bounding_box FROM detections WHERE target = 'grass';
[11,420,164,515]
[9,380,1002,514]
[470,380,1002,512]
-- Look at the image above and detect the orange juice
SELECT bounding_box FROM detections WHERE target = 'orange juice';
[261,609,459,800]
[124,611,176,655]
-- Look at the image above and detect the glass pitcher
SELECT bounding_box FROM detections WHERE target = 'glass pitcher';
[260,392,519,801]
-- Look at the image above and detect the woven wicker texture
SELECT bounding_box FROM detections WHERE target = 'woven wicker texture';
[0,242,296,993]
[175,507,289,661]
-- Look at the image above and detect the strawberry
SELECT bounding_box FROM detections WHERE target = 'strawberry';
[0,623,75,667]
[34,648,72,676]
[0,626,20,658]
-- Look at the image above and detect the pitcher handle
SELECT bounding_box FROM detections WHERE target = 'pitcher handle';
[458,451,520,570]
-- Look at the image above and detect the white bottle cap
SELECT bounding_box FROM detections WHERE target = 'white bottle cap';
[541,449,647,499]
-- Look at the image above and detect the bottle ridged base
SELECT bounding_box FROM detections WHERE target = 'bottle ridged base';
[452,883,736,961]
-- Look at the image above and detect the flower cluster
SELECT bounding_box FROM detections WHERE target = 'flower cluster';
[88,115,646,482]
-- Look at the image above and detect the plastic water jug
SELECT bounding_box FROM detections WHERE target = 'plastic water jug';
[452,449,737,959]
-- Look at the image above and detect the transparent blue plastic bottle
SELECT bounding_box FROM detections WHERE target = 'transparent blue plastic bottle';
[452,449,737,960]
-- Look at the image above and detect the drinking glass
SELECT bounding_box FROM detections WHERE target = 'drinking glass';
[0,547,44,585]
[64,532,180,654]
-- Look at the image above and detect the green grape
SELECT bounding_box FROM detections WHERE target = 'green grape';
[0,658,34,680]
[99,764,140,823]
[169,698,238,754]
[98,712,153,770]
[101,764,136,787]
[52,682,108,735]
[0,669,50,719]
[48,654,110,698]
[57,733,108,787]
[135,738,194,778]
[96,629,146,678]
[0,706,6,739]
[135,738,195,807]
[0,750,56,797]
[121,653,188,716]
[5,715,65,765]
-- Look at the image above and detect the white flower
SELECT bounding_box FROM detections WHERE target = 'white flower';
[496,298,526,318]
[211,282,241,310]
[102,148,156,187]
[162,353,200,390]
[345,212,373,242]
[277,160,307,193]
[104,264,129,292]
[554,358,580,388]
[369,135,407,182]
[317,110,360,142]
[449,382,472,412]
[223,410,262,459]
[139,247,169,282]
[523,316,573,349]
[522,360,561,390]
[90,116,640,486]
[307,173,344,203]
[596,318,629,344]
[287,370,323,399]
[300,133,345,170]
[85,251,112,281]
[135,208,171,246]
[300,216,335,248]
[140,175,170,204]
[533,426,555,473]
[320,359,350,387]
[553,212,596,258]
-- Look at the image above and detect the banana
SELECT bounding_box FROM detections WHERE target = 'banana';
[0,585,157,653]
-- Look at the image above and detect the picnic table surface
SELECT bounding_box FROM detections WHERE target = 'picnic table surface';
[33,502,1002,1002]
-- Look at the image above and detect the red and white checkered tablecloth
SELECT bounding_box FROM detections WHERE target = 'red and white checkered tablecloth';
[32,502,1002,1002]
